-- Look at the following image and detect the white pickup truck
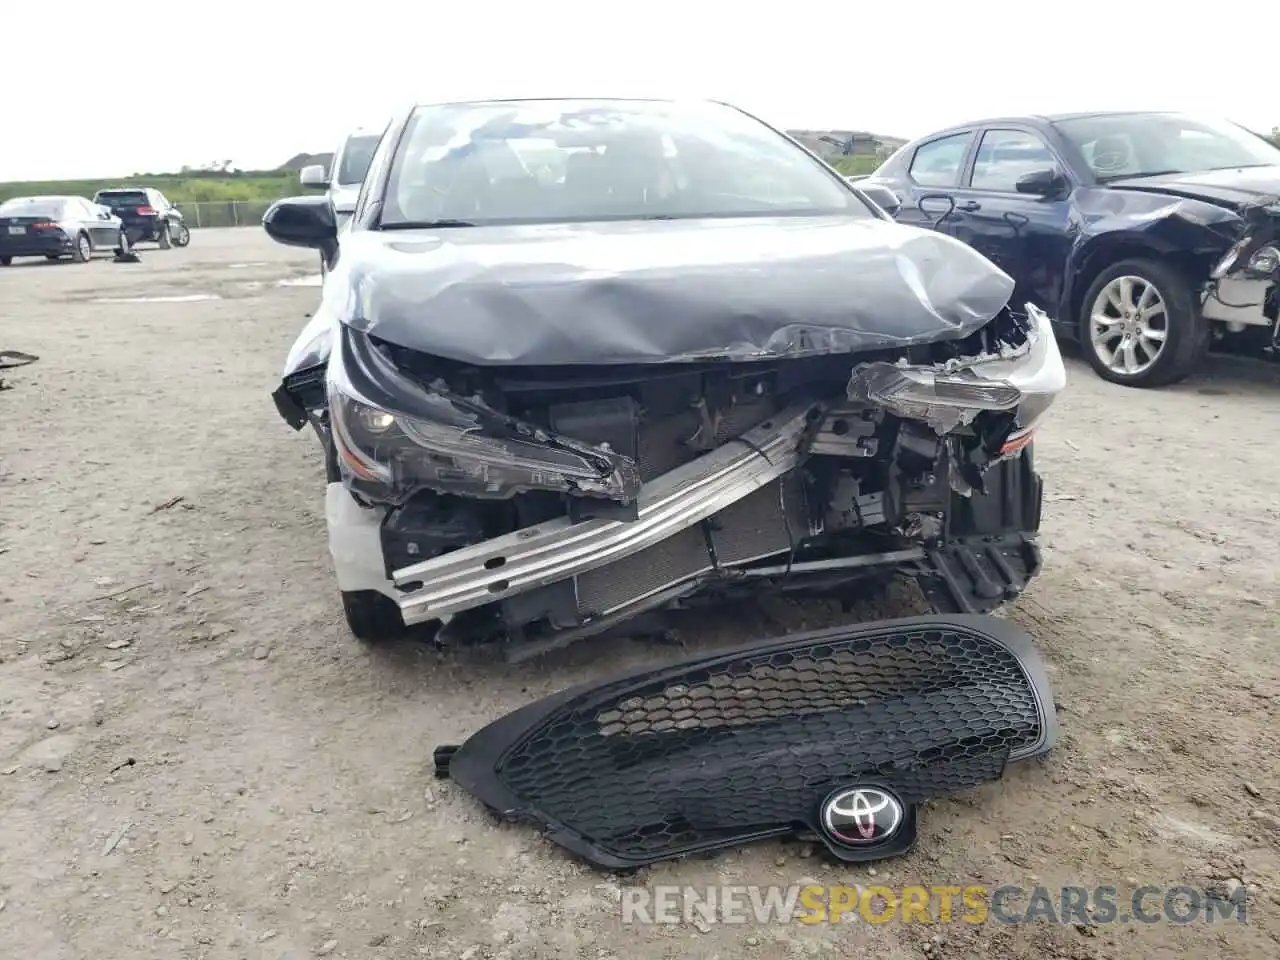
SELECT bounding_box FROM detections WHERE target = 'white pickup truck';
[298,129,382,270]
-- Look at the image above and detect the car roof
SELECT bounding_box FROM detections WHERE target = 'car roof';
[96,187,150,192]
[406,95,701,110]
[926,110,1183,134]
[1,194,75,203]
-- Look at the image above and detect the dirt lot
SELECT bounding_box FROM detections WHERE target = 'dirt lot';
[1,228,1278,960]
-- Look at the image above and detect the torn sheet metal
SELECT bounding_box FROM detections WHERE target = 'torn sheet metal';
[337,215,1015,366]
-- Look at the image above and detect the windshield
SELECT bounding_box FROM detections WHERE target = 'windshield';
[1053,113,1280,181]
[336,134,380,186]
[381,99,871,226]
[0,197,66,219]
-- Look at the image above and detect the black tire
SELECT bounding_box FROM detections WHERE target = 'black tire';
[1078,258,1207,387]
[341,590,406,643]
[157,222,171,249]
[0,256,10,266]
[173,223,190,247]
[72,232,92,263]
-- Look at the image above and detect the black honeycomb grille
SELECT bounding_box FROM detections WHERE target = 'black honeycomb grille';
[444,615,1057,869]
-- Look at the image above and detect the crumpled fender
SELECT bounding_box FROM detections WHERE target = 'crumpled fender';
[1061,190,1248,318]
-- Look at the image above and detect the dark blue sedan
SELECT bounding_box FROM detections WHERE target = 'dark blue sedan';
[862,111,1280,387]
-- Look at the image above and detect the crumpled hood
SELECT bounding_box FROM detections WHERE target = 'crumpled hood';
[334,215,1015,366]
[1107,166,1280,210]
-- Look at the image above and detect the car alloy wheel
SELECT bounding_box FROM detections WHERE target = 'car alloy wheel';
[1089,275,1168,377]
[76,234,92,262]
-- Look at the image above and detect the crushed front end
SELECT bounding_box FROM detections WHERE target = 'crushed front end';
[291,298,1065,654]
[1203,196,1280,352]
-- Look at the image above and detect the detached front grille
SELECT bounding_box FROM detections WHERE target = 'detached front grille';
[439,615,1058,869]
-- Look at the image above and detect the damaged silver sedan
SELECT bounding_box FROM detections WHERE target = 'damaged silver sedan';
[263,97,1067,652]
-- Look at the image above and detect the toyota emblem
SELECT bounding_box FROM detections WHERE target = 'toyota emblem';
[820,786,904,847]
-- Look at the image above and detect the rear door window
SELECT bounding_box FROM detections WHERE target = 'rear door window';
[909,133,973,187]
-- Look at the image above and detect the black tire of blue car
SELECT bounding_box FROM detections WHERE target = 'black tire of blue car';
[157,222,172,250]
[341,590,408,643]
[0,257,10,266]
[1078,258,1208,388]
[72,232,92,263]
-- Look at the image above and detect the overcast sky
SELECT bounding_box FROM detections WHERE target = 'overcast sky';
[5,0,1279,182]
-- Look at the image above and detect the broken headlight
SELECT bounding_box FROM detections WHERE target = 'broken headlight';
[1245,245,1280,278]
[848,304,1066,454]
[330,388,638,503]
[328,328,640,504]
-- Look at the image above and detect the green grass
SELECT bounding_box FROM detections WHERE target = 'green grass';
[830,155,883,176]
[0,171,322,205]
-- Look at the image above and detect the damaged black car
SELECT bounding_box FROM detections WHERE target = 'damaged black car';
[863,110,1280,387]
[263,97,1066,651]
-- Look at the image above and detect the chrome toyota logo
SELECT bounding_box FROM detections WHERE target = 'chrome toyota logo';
[820,786,904,846]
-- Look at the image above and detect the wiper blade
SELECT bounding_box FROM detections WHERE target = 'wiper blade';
[1098,169,1183,182]
[380,219,476,229]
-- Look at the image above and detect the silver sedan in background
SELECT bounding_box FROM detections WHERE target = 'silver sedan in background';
[0,195,125,265]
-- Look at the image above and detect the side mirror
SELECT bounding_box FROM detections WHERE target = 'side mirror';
[1015,168,1066,197]
[854,182,902,217]
[299,164,329,188]
[263,196,338,260]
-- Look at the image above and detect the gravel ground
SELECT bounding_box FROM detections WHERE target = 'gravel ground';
[1,228,1278,960]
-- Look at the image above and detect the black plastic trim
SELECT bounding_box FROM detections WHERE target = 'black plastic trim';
[438,613,1058,870]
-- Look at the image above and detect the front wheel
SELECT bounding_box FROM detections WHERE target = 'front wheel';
[1078,258,1207,387]
[341,590,406,644]
[172,222,190,247]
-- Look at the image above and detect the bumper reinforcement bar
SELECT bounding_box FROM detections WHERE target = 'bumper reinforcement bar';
[392,402,818,624]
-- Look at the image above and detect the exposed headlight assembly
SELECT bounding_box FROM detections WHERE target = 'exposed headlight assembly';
[1245,245,1280,278]
[328,328,641,504]
[847,304,1066,453]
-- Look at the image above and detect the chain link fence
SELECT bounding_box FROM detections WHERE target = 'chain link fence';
[175,200,276,229]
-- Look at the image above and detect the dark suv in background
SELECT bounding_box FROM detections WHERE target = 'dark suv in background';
[92,187,190,249]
